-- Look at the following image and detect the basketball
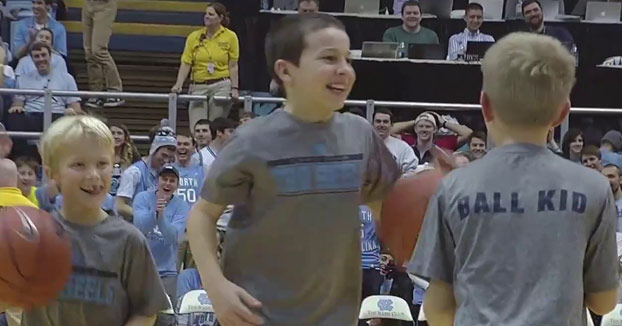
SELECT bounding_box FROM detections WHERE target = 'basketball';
[379,147,455,265]
[0,206,73,309]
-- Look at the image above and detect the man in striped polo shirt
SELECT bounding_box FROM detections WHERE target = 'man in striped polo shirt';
[447,2,495,61]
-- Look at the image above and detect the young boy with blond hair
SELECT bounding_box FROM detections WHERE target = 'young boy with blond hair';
[410,32,619,325]
[20,115,170,326]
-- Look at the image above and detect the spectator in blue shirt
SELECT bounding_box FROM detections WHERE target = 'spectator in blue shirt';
[7,42,80,122]
[15,28,67,77]
[6,42,80,158]
[600,130,622,170]
[133,164,190,310]
[12,0,67,59]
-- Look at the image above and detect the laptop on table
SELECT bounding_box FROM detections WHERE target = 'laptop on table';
[585,1,621,22]
[407,44,446,60]
[344,0,380,14]
[465,41,495,61]
[361,42,400,59]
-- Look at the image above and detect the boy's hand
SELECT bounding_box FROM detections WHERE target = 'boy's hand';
[212,279,264,326]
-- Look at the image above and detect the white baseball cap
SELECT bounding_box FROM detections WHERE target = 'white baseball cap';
[358,295,414,321]
[414,112,437,129]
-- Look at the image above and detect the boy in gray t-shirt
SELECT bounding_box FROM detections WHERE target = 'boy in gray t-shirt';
[409,33,619,326]
[187,14,400,326]
[18,116,170,326]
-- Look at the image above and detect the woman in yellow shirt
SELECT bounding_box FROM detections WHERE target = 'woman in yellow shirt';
[172,2,240,129]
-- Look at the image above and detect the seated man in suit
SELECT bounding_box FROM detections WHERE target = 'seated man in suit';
[383,0,439,46]
[447,3,495,60]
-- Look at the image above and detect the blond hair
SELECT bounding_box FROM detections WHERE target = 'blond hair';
[41,116,114,173]
[481,32,576,127]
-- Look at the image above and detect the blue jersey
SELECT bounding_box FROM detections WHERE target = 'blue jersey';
[174,162,205,206]
[360,205,381,270]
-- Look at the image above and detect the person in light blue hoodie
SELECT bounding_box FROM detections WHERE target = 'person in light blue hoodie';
[133,164,190,318]
[600,130,622,170]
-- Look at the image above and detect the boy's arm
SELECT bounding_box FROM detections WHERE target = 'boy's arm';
[584,186,619,315]
[586,290,618,316]
[362,123,401,207]
[424,279,456,326]
[124,314,157,326]
[188,199,264,325]
[189,129,265,325]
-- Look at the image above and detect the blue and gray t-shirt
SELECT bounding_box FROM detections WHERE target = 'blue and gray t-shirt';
[202,110,400,326]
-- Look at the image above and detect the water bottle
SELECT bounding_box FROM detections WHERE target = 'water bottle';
[570,44,579,67]
[398,42,406,58]
[110,163,122,196]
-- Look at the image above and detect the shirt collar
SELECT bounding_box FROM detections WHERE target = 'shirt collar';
[464,28,480,37]
[0,187,23,195]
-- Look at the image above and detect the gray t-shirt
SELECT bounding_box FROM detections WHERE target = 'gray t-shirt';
[22,212,171,326]
[202,110,400,326]
[409,143,618,326]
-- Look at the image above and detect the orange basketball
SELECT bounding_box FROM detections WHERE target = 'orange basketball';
[379,146,455,265]
[0,206,72,309]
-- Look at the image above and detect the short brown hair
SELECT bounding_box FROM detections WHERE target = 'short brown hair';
[470,131,487,143]
[240,111,257,120]
[401,0,421,15]
[207,2,230,27]
[29,41,52,56]
[265,13,345,86]
[581,145,601,159]
[14,156,39,172]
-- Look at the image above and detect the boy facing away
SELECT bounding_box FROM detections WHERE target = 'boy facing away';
[187,13,401,326]
[410,32,619,326]
[20,116,170,326]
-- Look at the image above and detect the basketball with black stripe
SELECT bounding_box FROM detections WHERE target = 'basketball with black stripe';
[0,206,72,309]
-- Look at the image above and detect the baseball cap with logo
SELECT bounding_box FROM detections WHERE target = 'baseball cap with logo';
[358,295,414,322]
[158,164,179,178]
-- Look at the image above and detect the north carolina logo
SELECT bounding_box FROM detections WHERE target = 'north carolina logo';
[198,293,210,305]
[377,299,394,312]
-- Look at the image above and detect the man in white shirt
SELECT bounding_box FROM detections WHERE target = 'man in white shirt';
[373,108,419,175]
[447,3,495,61]
[193,117,236,172]
[602,164,622,232]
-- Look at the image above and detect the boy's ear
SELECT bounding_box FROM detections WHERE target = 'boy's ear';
[480,91,495,123]
[43,165,55,182]
[274,59,292,85]
[551,99,571,128]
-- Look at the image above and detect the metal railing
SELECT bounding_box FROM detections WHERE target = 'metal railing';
[2,88,622,142]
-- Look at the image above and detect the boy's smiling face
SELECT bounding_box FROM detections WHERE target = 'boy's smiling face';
[280,27,356,116]
[50,136,113,211]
